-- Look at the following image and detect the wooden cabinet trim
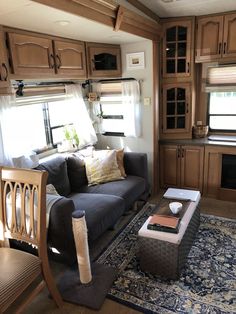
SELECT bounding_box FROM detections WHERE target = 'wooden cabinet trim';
[160,143,204,192]
[196,12,236,62]
[86,42,121,78]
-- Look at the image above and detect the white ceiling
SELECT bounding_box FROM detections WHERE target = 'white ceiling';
[138,0,236,18]
[0,0,144,44]
[0,0,235,45]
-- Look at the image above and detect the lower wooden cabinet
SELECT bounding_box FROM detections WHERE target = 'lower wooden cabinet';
[160,144,204,192]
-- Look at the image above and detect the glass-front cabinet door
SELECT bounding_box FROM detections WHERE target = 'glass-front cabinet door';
[162,20,192,78]
[162,83,191,135]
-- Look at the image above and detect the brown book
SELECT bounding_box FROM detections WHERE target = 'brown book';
[148,214,180,229]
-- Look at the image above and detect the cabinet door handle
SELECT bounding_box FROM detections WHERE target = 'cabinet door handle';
[223,42,226,54]
[186,103,189,113]
[49,54,55,69]
[218,42,222,54]
[177,147,180,158]
[182,148,184,158]
[187,62,190,73]
[1,63,8,81]
[56,54,62,69]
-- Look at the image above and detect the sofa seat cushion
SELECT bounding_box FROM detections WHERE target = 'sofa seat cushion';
[69,193,125,241]
[77,175,146,210]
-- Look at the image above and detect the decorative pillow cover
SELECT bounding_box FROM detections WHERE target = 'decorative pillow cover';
[84,150,124,186]
[116,148,126,178]
[46,184,59,195]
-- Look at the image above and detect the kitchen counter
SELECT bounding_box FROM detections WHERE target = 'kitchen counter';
[159,137,236,148]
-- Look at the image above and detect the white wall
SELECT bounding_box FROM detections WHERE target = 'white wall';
[96,40,154,187]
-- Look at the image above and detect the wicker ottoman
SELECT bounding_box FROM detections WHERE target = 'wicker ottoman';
[138,189,201,279]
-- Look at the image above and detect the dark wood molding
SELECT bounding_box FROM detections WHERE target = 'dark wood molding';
[31,0,161,41]
[126,0,160,22]
[114,6,125,32]
[152,40,160,195]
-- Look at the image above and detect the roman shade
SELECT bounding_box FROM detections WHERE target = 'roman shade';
[205,64,236,92]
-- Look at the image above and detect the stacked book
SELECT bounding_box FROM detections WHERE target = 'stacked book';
[147,214,180,234]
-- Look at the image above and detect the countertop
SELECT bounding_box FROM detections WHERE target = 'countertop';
[159,136,236,148]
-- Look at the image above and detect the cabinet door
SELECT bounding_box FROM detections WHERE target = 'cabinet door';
[162,83,191,137]
[86,43,121,78]
[160,144,180,188]
[196,16,224,62]
[223,13,236,59]
[0,27,10,89]
[162,20,192,78]
[53,40,87,78]
[7,32,55,76]
[180,146,204,191]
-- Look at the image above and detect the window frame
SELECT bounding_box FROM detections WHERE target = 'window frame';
[207,92,236,133]
[15,93,76,154]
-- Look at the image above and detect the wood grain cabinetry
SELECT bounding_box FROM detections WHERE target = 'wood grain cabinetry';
[53,39,86,78]
[204,145,236,201]
[86,42,121,78]
[162,19,193,78]
[161,83,192,139]
[160,18,195,140]
[160,144,204,192]
[196,13,236,62]
[0,26,11,94]
[7,31,86,78]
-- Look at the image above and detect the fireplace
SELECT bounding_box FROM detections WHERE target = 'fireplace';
[221,154,236,189]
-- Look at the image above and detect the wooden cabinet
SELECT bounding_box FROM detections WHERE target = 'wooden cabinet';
[7,31,87,78]
[196,13,236,62]
[204,145,236,201]
[162,19,194,78]
[53,40,86,78]
[160,144,204,192]
[161,83,192,139]
[86,42,121,78]
[0,26,11,94]
[7,32,55,77]
[160,18,195,140]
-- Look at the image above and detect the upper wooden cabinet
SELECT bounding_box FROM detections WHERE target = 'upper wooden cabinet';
[7,31,87,78]
[53,40,86,78]
[7,32,55,76]
[196,13,236,62]
[0,26,11,94]
[162,19,194,78]
[86,42,121,78]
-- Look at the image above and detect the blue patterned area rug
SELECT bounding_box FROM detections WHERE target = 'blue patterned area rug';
[97,203,236,314]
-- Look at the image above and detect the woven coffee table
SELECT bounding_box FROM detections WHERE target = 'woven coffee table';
[138,188,201,279]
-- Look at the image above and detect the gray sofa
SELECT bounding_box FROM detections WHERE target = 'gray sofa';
[35,152,149,264]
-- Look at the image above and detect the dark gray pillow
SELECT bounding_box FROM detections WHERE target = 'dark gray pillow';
[66,156,88,191]
[36,156,71,196]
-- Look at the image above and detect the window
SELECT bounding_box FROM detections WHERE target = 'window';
[97,79,141,137]
[99,81,125,136]
[14,94,79,153]
[206,64,236,132]
[208,92,236,131]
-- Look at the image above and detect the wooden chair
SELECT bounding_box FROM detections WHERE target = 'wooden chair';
[0,167,63,313]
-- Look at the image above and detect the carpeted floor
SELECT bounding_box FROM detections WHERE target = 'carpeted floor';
[97,203,236,314]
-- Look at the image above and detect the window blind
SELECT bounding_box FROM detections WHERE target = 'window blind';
[206,65,236,92]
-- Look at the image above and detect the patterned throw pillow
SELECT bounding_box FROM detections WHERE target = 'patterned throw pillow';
[116,148,126,178]
[84,150,124,186]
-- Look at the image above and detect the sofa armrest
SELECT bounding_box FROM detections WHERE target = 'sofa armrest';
[124,152,150,195]
[47,197,76,264]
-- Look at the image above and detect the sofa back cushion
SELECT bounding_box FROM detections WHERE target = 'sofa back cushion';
[66,156,88,191]
[36,156,71,196]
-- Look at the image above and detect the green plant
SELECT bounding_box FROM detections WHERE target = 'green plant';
[63,126,72,141]
[63,125,79,147]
